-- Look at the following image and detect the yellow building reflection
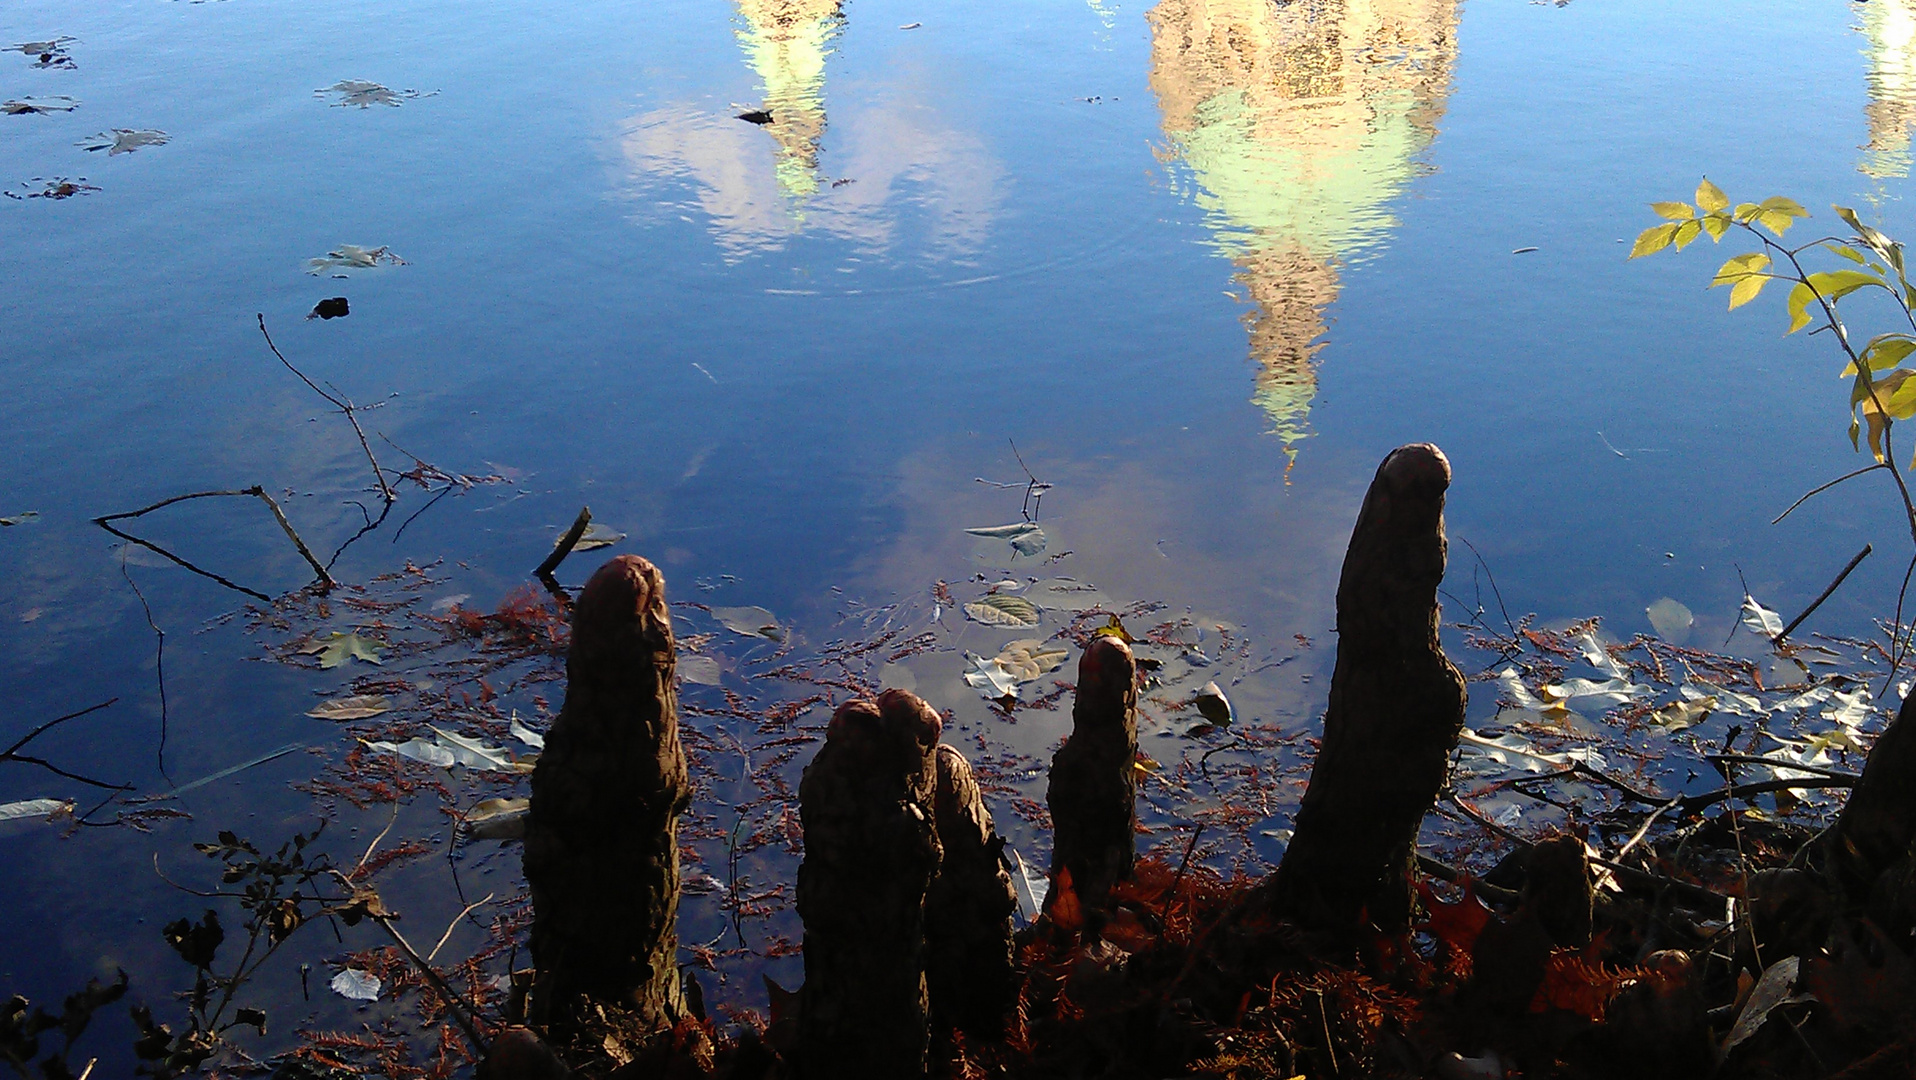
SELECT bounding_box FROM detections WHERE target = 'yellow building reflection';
[1147,0,1458,466]
[736,0,843,200]
[1860,0,1916,179]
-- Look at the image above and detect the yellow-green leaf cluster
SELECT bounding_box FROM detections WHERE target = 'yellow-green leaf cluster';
[1710,252,1771,309]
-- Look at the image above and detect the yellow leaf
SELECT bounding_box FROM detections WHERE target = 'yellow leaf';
[1701,213,1729,241]
[1734,202,1763,223]
[1758,209,1798,237]
[1760,195,1810,218]
[1673,218,1703,250]
[1842,334,1916,376]
[1651,201,1696,221]
[1729,275,1768,309]
[1710,252,1770,286]
[1697,178,1729,212]
[1630,222,1679,258]
[1786,281,1817,334]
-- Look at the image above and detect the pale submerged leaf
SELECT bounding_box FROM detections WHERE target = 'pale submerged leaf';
[963,595,1040,627]
[1740,595,1784,639]
[962,653,1021,700]
[1649,697,1713,732]
[331,968,382,1002]
[0,798,72,822]
[306,694,390,721]
[965,522,1046,557]
[569,523,625,551]
[994,639,1069,682]
[678,655,722,685]
[301,631,385,669]
[1645,598,1694,640]
[465,797,530,840]
[509,713,546,749]
[711,605,782,641]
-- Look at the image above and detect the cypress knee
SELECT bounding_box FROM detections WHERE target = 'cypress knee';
[797,689,943,1079]
[523,555,689,1035]
[1047,636,1139,913]
[1823,692,1916,936]
[926,742,1018,1039]
[1265,443,1467,932]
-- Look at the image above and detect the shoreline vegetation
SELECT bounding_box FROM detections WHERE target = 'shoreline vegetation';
[7,439,1913,1080]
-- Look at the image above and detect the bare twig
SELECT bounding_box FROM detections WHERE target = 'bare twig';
[1,699,130,790]
[256,314,393,503]
[119,558,169,777]
[1772,464,1888,524]
[427,893,495,963]
[1775,543,1872,645]
[247,487,337,590]
[94,487,335,595]
[534,505,592,580]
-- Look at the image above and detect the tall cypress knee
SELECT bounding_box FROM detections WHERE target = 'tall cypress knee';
[523,555,689,1034]
[926,742,1018,1039]
[1266,443,1467,932]
[797,689,942,1079]
[1047,637,1139,912]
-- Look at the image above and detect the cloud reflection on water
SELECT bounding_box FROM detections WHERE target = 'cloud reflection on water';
[1147,0,1458,466]
[619,0,1002,264]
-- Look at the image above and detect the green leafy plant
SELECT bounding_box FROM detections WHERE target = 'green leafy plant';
[1633,180,1916,672]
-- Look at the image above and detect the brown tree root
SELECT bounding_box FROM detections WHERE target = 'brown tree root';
[927,742,1019,1041]
[1046,636,1140,917]
[523,555,690,1039]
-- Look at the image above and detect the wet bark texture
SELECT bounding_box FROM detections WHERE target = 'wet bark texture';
[1046,637,1140,913]
[926,742,1019,1039]
[1264,443,1467,932]
[523,555,688,1035]
[1827,692,1916,934]
[796,689,943,1080]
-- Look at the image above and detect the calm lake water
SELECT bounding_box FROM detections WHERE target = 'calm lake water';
[6,0,1916,1067]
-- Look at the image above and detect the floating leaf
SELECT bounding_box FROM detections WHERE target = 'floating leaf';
[317,80,427,108]
[77,129,168,155]
[1091,613,1133,642]
[330,968,381,1002]
[1194,681,1233,726]
[508,714,546,749]
[711,605,781,640]
[963,595,1039,627]
[360,736,455,768]
[965,522,1046,557]
[570,523,624,551]
[994,639,1069,682]
[2,96,78,114]
[5,177,98,200]
[0,798,72,822]
[306,245,405,275]
[0,511,38,526]
[1025,577,1111,613]
[305,694,390,721]
[962,653,1021,700]
[1649,697,1714,732]
[465,798,529,840]
[1458,728,1606,774]
[301,631,385,669]
[678,655,722,685]
[1740,596,1784,639]
[306,297,349,321]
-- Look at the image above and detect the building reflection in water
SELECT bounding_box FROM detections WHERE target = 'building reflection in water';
[1147,0,1458,467]
[620,0,1001,262]
[1861,0,1916,179]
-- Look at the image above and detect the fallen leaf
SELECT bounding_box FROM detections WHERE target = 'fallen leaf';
[1741,595,1784,640]
[1049,866,1084,933]
[2,96,78,114]
[4,178,97,200]
[330,968,381,1001]
[965,522,1046,557]
[994,639,1069,681]
[1721,956,1807,1059]
[0,511,38,526]
[1646,598,1694,640]
[962,653,1021,700]
[317,80,427,108]
[465,797,529,840]
[77,129,167,155]
[737,109,773,124]
[711,605,782,640]
[570,523,624,551]
[1648,696,1712,732]
[305,297,349,320]
[1194,681,1233,726]
[0,798,73,822]
[679,655,722,685]
[306,245,405,275]
[360,736,455,768]
[1091,613,1133,642]
[1459,728,1607,773]
[1009,848,1048,924]
[301,631,384,669]
[305,694,390,721]
[508,714,545,749]
[963,595,1039,627]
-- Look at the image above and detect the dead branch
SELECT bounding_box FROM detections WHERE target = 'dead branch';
[533,506,592,580]
[1,699,130,791]
[94,486,336,594]
[256,313,394,503]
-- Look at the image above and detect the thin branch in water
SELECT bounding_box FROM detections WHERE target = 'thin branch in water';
[94,487,334,597]
[256,313,394,504]
[1007,439,1052,522]
[119,557,170,779]
[393,483,457,545]
[1772,463,1888,525]
[3,698,117,759]
[325,495,394,570]
[426,893,495,963]
[247,486,337,590]
[534,505,592,580]
[1460,537,1517,639]
[1774,542,1872,645]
